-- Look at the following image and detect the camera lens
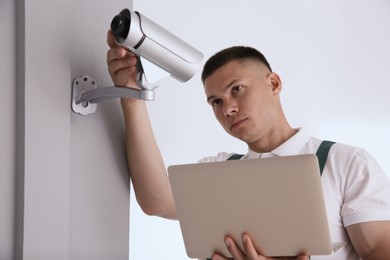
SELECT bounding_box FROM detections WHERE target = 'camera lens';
[111,15,123,31]
[110,9,131,43]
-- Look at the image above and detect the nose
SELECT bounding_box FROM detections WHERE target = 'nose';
[223,99,238,117]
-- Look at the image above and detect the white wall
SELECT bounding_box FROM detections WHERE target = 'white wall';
[0,0,132,259]
[130,0,390,259]
[69,1,132,259]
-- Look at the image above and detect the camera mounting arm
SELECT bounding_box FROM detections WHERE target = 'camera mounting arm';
[72,70,159,116]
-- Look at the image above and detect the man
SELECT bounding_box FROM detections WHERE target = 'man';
[106,30,390,259]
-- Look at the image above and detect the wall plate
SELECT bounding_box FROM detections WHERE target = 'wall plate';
[72,75,97,116]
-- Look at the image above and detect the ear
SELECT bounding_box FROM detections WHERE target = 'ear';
[268,72,282,94]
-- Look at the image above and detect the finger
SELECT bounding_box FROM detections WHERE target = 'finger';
[107,49,137,77]
[211,253,231,260]
[108,54,137,77]
[241,234,261,260]
[106,30,134,66]
[224,237,245,260]
[107,47,128,65]
[296,253,310,260]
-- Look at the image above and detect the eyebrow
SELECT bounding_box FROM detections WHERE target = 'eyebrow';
[206,79,241,103]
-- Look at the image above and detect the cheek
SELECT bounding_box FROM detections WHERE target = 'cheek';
[213,110,223,122]
[213,109,227,126]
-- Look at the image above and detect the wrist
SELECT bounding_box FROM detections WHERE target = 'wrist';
[120,97,147,113]
[121,97,144,106]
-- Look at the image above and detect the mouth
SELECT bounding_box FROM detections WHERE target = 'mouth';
[230,118,248,130]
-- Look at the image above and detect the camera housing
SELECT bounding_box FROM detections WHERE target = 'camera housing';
[111,9,203,87]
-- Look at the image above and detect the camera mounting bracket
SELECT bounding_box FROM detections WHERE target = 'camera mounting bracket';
[71,75,155,116]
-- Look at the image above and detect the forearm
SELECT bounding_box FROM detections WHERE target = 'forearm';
[122,99,177,220]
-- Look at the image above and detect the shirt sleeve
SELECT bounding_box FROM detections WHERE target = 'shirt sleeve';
[340,147,390,227]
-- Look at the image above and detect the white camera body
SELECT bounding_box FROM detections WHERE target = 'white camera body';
[111,9,203,88]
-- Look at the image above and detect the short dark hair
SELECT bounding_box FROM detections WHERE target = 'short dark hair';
[201,46,272,84]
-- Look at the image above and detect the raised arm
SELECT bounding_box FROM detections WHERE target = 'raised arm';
[107,30,177,220]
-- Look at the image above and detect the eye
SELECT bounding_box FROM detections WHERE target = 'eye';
[232,85,243,93]
[210,98,222,107]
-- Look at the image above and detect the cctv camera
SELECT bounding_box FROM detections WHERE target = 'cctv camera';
[110,9,203,88]
[72,9,204,115]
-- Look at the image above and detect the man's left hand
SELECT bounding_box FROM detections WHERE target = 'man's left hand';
[211,233,310,260]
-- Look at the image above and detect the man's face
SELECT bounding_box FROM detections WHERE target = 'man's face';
[204,59,282,145]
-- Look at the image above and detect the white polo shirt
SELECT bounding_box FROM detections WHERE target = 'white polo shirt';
[198,128,390,259]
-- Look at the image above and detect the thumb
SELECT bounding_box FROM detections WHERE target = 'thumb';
[107,30,119,48]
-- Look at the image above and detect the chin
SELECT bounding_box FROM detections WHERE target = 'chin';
[229,131,249,143]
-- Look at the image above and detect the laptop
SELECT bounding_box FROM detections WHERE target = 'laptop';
[168,154,336,259]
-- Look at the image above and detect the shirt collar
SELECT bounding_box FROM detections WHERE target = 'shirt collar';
[245,128,310,159]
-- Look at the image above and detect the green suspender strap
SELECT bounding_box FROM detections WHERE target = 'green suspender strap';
[227,153,245,160]
[226,140,335,175]
[315,140,335,176]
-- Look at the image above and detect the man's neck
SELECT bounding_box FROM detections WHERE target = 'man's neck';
[248,127,297,154]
